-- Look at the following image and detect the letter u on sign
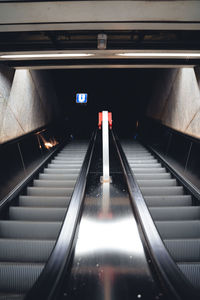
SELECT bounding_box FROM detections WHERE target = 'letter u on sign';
[76,93,88,103]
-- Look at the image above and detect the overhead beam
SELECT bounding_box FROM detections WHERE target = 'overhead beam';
[0,1,200,32]
[15,65,195,70]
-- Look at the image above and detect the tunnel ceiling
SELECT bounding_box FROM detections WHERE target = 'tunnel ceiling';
[0,30,200,68]
[0,30,200,52]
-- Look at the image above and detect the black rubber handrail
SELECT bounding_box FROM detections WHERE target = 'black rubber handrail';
[0,137,69,213]
[145,143,200,202]
[112,131,199,300]
[25,130,97,300]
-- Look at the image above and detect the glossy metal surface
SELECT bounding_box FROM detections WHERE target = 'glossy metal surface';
[60,133,161,300]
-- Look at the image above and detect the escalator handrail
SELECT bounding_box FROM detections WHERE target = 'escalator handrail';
[112,131,199,300]
[145,143,200,202]
[0,137,69,213]
[25,130,97,300]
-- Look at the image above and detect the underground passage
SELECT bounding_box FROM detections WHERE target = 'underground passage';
[0,1,200,299]
[0,66,200,300]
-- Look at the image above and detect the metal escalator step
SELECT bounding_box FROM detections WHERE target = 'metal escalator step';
[50,161,82,165]
[43,168,80,174]
[125,150,152,154]
[128,157,155,161]
[164,239,200,262]
[27,187,73,197]
[56,154,85,158]
[155,221,200,239]
[140,186,184,196]
[135,174,171,180]
[9,207,66,221]
[150,207,200,221]
[51,157,83,164]
[55,151,84,155]
[19,196,70,207]
[55,150,86,159]
[144,195,192,207]
[45,165,80,170]
[33,180,75,188]
[126,154,153,158]
[47,164,81,169]
[0,262,44,293]
[125,152,150,155]
[39,174,77,180]
[128,159,157,164]
[132,168,166,174]
[124,148,147,151]
[130,163,162,168]
[0,239,55,262]
[178,263,200,289]
[0,221,62,239]
[137,179,177,187]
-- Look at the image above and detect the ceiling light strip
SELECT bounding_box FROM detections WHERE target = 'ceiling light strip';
[117,53,200,58]
[0,53,93,59]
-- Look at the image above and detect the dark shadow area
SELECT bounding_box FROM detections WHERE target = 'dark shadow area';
[52,69,156,138]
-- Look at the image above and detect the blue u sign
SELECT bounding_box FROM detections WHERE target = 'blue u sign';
[76,93,88,103]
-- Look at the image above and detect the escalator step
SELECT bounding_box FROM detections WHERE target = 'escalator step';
[49,161,82,166]
[27,187,73,197]
[0,263,44,293]
[43,168,80,174]
[137,179,177,187]
[155,221,200,239]
[178,263,200,289]
[0,239,55,262]
[126,154,153,158]
[9,207,66,221]
[132,168,166,174]
[135,173,171,180]
[164,239,200,262]
[56,154,85,158]
[47,164,81,169]
[52,160,82,164]
[144,195,192,207]
[39,174,77,180]
[141,186,184,196]
[60,147,87,154]
[0,221,62,239]
[130,163,162,168]
[128,159,158,164]
[19,196,70,207]
[150,207,200,221]
[126,155,154,163]
[33,179,75,188]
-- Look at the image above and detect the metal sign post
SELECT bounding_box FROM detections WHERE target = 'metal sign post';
[99,111,112,183]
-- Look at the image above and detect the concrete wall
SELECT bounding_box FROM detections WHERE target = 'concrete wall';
[0,65,60,143]
[147,67,200,139]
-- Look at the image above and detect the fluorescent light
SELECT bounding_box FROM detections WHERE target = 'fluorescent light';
[0,53,94,59]
[117,52,200,58]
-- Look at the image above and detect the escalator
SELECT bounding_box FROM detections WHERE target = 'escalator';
[0,140,88,300]
[120,139,200,298]
[1,128,199,300]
